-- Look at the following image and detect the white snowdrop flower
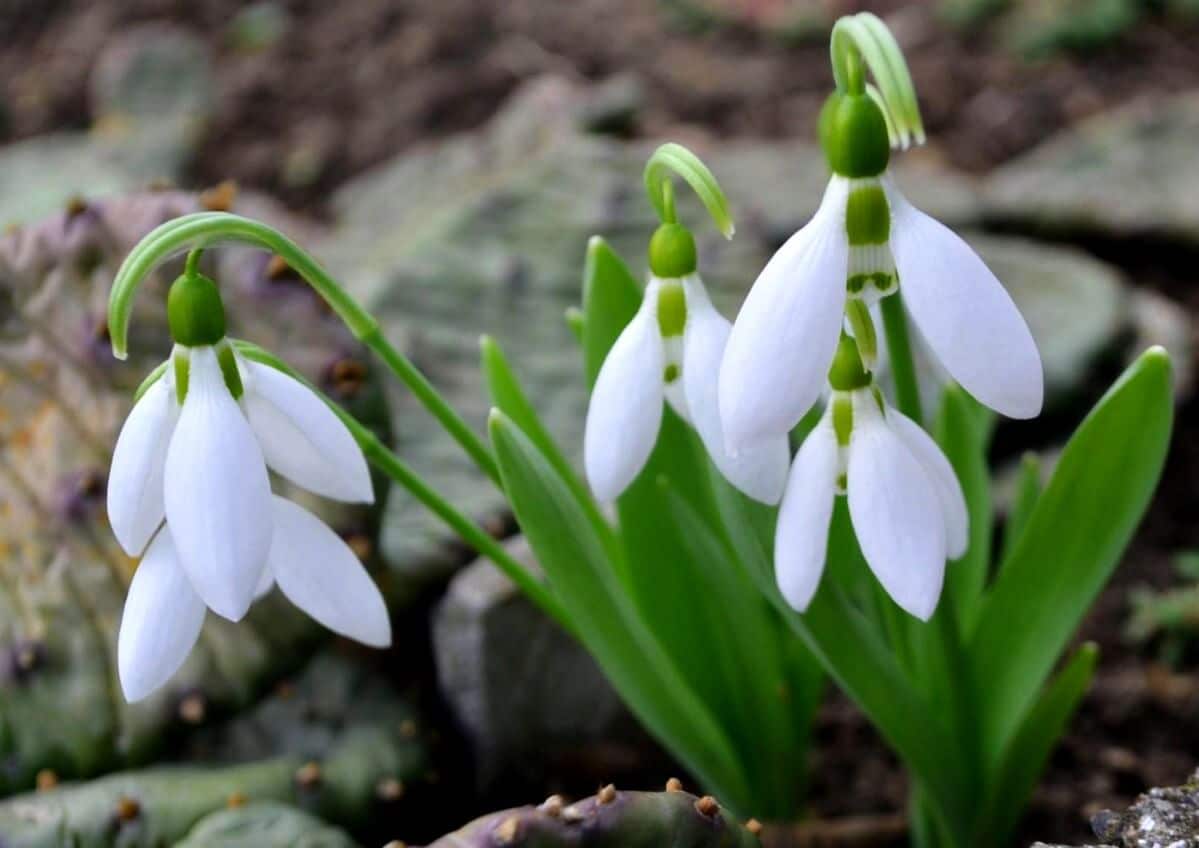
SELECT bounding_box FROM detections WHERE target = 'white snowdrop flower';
[774,336,967,621]
[107,269,389,702]
[719,91,1042,451]
[584,224,789,505]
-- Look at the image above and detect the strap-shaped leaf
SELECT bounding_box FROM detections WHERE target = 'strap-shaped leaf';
[489,411,753,812]
[970,348,1172,765]
[581,236,641,388]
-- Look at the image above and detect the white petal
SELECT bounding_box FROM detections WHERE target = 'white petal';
[242,360,373,504]
[583,282,665,501]
[887,409,969,559]
[847,398,946,620]
[887,181,1043,419]
[107,371,176,556]
[720,178,850,450]
[117,530,206,702]
[254,563,275,600]
[165,346,273,621]
[683,277,789,504]
[774,422,838,610]
[663,336,690,423]
[268,496,391,647]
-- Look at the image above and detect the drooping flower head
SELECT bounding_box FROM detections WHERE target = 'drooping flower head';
[719,14,1043,451]
[584,146,789,504]
[107,253,390,701]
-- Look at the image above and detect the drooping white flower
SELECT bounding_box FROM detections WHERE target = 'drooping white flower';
[719,93,1042,451]
[108,341,389,702]
[774,384,967,621]
[584,274,789,505]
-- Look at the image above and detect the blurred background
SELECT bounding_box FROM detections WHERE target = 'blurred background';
[3,1,1199,846]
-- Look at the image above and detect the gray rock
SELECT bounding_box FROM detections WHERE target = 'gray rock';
[320,74,1141,575]
[985,94,1199,246]
[432,538,645,788]
[89,23,214,178]
[1031,769,1199,847]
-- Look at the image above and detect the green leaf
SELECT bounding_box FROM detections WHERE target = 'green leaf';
[581,236,641,387]
[935,386,995,630]
[489,410,753,812]
[973,644,1098,847]
[1001,452,1043,565]
[970,348,1173,766]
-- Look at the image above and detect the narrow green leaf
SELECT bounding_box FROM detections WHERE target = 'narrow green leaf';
[1001,452,1042,564]
[936,386,995,630]
[973,644,1098,847]
[489,410,753,811]
[971,348,1172,765]
[581,236,641,387]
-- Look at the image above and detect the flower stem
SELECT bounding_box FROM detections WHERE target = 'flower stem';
[108,212,499,485]
[880,292,922,425]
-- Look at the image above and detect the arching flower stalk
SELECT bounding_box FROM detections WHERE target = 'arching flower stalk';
[108,254,390,702]
[584,146,789,504]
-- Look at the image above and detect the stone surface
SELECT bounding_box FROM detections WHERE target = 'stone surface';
[0,188,389,792]
[0,650,425,846]
[1030,769,1199,847]
[432,538,648,789]
[319,74,1144,575]
[985,93,1199,245]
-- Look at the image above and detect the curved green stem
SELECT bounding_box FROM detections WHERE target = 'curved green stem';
[643,143,735,238]
[233,340,569,634]
[108,212,498,485]
[881,292,922,425]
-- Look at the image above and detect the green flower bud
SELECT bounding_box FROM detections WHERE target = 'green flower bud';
[648,223,697,279]
[827,333,871,392]
[821,93,890,179]
[167,271,226,347]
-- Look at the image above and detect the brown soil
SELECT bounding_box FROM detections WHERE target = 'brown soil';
[4,2,1199,846]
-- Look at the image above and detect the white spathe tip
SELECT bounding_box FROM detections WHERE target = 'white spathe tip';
[268,497,391,648]
[164,346,273,622]
[117,530,206,702]
[583,283,666,502]
[241,360,374,504]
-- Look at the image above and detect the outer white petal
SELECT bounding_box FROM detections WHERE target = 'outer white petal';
[774,421,838,611]
[847,398,946,621]
[117,530,206,702]
[165,346,273,621]
[719,178,850,450]
[254,562,275,600]
[682,277,789,504]
[583,282,665,501]
[241,360,373,504]
[887,180,1043,419]
[268,496,391,647]
[887,408,969,559]
[107,372,176,556]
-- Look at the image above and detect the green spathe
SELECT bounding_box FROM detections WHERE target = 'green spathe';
[167,271,226,347]
[822,93,891,178]
[649,223,697,279]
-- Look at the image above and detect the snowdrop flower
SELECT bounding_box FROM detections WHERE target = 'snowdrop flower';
[584,223,789,504]
[719,91,1043,450]
[775,335,966,620]
[107,267,390,702]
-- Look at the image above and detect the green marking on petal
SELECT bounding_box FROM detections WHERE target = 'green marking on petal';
[664,363,681,383]
[173,349,190,405]
[833,394,854,447]
[845,185,890,245]
[657,279,688,338]
[836,472,848,490]
[217,343,244,399]
[872,272,894,291]
[848,274,868,294]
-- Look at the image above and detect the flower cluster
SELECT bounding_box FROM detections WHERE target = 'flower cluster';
[108,265,390,702]
[585,71,1042,622]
